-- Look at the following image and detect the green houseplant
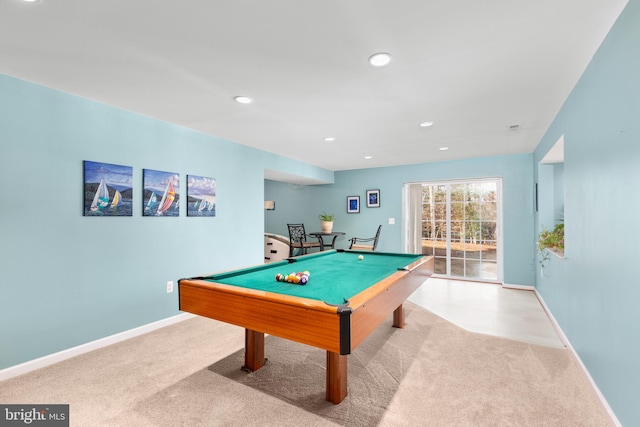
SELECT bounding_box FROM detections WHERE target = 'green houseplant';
[537,222,564,267]
[319,212,335,222]
[319,212,335,233]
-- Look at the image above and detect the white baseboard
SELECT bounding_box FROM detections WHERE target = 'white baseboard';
[502,283,535,291]
[0,313,194,382]
[533,289,621,427]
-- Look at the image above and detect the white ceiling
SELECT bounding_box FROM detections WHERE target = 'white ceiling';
[0,0,628,179]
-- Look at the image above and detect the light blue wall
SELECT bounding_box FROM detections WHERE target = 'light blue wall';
[534,0,639,424]
[537,163,564,230]
[0,74,332,370]
[266,153,535,286]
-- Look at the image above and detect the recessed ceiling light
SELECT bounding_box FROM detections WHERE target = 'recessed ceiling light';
[420,121,434,127]
[234,96,253,104]
[368,52,392,67]
[324,137,335,142]
[364,156,373,160]
[439,147,449,151]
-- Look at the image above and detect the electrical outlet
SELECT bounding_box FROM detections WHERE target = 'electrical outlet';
[166,281,174,293]
[388,218,395,225]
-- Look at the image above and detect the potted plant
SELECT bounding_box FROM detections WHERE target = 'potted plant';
[319,212,335,233]
[537,222,564,267]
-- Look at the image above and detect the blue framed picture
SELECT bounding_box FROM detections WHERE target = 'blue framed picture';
[143,169,180,216]
[83,160,133,216]
[347,196,360,214]
[367,189,380,208]
[187,175,216,217]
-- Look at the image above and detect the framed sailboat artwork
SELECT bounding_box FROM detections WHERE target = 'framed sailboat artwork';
[187,175,216,217]
[143,169,180,217]
[83,161,133,216]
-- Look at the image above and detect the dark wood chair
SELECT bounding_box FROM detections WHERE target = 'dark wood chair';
[287,223,321,257]
[348,225,382,251]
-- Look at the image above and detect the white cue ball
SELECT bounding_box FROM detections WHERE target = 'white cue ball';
[358,255,364,260]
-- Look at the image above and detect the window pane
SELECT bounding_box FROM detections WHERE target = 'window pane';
[451,184,465,202]
[433,203,446,221]
[422,188,432,204]
[421,242,435,256]
[450,221,463,240]
[451,238,465,258]
[421,221,434,239]
[433,185,447,203]
[467,184,482,203]
[481,222,497,240]
[464,241,481,261]
[451,258,464,276]
[465,202,480,221]
[434,221,446,239]
[434,257,447,275]
[481,201,497,219]
[480,242,497,260]
[451,202,465,220]
[464,222,480,241]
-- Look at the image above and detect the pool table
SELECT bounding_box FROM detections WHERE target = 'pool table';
[178,249,434,404]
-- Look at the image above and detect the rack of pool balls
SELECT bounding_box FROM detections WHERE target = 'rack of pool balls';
[275,271,310,285]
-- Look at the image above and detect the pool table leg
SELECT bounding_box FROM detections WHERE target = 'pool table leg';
[243,329,265,371]
[393,304,405,328]
[326,351,347,404]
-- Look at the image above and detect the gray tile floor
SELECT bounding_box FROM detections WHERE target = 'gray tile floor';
[408,278,565,349]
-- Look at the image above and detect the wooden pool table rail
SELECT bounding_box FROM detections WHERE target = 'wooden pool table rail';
[179,279,348,354]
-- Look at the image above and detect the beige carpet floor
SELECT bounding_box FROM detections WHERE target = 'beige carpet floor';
[0,303,612,426]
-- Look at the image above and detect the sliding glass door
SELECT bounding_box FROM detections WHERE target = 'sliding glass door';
[406,179,501,281]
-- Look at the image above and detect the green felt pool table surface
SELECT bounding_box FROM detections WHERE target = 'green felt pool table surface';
[198,250,425,306]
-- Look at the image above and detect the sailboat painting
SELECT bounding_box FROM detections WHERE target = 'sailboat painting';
[187,175,216,217]
[143,169,180,217]
[83,161,133,216]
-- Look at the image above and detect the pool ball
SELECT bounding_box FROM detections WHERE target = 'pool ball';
[358,255,364,260]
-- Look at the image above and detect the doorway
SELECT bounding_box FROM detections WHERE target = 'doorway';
[405,179,502,282]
